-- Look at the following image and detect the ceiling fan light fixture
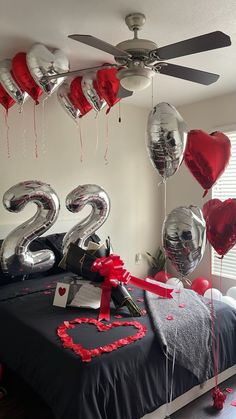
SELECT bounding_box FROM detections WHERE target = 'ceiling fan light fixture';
[117,67,153,92]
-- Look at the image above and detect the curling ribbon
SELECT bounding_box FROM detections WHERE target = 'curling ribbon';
[91,254,173,321]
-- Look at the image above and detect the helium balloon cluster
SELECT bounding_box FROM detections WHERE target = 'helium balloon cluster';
[0,44,121,119]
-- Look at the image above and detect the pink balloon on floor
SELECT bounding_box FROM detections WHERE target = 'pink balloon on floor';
[191,277,211,295]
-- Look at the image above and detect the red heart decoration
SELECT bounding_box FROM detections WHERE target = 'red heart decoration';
[12,52,43,104]
[184,130,231,196]
[57,317,147,362]
[203,198,236,256]
[58,287,66,296]
[69,77,92,117]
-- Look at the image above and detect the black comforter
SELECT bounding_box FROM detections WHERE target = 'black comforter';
[0,274,236,419]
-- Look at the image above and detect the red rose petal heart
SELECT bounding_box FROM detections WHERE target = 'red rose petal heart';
[59,287,66,296]
[203,198,236,256]
[57,317,147,362]
[184,130,231,196]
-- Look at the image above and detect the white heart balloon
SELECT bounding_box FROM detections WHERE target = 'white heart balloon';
[226,287,236,301]
[27,43,69,95]
[221,296,236,310]
[204,288,222,301]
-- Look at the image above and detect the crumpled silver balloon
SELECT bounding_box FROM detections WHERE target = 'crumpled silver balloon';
[63,184,110,253]
[57,82,80,120]
[0,180,60,276]
[146,102,188,179]
[82,73,106,112]
[0,59,28,106]
[162,205,206,277]
[27,43,69,95]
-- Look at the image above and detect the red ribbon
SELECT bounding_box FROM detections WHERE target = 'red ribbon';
[91,254,173,321]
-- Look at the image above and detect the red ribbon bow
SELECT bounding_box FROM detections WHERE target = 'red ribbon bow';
[91,254,173,321]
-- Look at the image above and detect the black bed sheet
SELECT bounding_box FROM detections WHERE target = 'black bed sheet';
[0,274,236,419]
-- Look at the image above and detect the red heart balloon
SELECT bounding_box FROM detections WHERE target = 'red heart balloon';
[69,76,92,116]
[96,67,120,113]
[57,317,146,362]
[12,52,43,104]
[203,198,236,256]
[0,83,15,110]
[184,130,231,196]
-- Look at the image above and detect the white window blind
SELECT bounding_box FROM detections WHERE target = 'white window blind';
[212,130,236,279]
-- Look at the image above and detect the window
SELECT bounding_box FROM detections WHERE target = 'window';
[212,129,236,279]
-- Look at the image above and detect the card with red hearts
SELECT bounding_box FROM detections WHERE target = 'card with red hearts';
[53,282,70,308]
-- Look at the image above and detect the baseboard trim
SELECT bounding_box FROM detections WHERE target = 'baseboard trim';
[142,364,236,418]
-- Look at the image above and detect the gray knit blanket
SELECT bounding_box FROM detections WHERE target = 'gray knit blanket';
[145,288,212,383]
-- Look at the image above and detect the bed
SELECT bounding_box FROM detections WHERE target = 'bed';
[0,236,236,419]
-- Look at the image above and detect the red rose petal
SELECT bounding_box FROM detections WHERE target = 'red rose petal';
[178,303,186,308]
[114,315,123,319]
[166,315,174,320]
[137,298,144,303]
[127,287,134,291]
[230,401,236,406]
[175,290,181,294]
[226,387,234,394]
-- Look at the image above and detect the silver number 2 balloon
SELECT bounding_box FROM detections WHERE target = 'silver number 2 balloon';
[0,180,60,276]
[63,184,110,253]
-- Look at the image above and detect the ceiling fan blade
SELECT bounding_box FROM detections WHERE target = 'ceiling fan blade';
[117,86,133,98]
[68,35,131,58]
[157,63,219,85]
[151,31,231,60]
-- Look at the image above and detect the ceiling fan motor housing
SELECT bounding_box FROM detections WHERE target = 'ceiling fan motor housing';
[115,38,158,63]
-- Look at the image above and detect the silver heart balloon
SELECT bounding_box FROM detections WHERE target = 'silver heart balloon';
[57,82,80,121]
[0,59,28,106]
[146,102,188,179]
[27,43,69,95]
[82,73,106,112]
[162,205,206,277]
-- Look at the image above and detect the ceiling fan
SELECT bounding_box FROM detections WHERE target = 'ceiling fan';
[48,12,231,98]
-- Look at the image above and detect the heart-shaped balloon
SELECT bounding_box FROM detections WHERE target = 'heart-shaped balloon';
[57,82,80,121]
[184,130,231,196]
[162,205,206,277]
[203,198,236,256]
[96,67,120,113]
[146,102,188,179]
[12,52,43,104]
[69,76,92,117]
[27,43,69,95]
[82,73,106,112]
[0,82,15,110]
[0,59,28,106]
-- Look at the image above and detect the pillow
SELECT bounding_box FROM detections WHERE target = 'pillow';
[0,233,65,286]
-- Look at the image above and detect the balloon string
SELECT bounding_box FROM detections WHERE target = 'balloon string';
[33,102,39,158]
[209,244,218,389]
[20,106,27,158]
[4,110,10,158]
[151,77,154,109]
[95,113,99,151]
[41,98,47,155]
[78,119,84,163]
[104,115,109,164]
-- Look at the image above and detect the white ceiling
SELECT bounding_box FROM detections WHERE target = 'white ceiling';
[1,0,236,108]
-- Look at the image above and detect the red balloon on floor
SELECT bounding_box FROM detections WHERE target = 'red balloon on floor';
[154,271,171,283]
[191,277,211,295]
[203,198,236,256]
[184,130,231,197]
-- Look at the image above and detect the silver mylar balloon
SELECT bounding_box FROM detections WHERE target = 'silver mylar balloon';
[82,73,106,112]
[63,184,110,253]
[162,206,206,277]
[0,180,60,276]
[146,102,188,179]
[0,59,28,106]
[57,82,80,121]
[27,43,69,95]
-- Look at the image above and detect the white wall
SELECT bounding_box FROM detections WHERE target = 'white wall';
[165,92,236,293]
[0,95,161,276]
